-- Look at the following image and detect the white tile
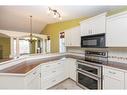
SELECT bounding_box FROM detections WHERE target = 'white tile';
[49,79,83,90]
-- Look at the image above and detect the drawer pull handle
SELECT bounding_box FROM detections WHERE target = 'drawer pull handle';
[46,66,50,67]
[109,71,116,74]
[52,71,56,73]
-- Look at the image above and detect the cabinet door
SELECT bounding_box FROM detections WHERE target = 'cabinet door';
[80,20,92,36]
[92,14,106,35]
[68,58,77,81]
[65,29,71,46]
[80,21,88,36]
[106,14,127,47]
[124,73,127,89]
[103,76,124,89]
[65,26,80,46]
[80,13,106,36]
[71,27,80,46]
[27,74,41,89]
[103,67,124,89]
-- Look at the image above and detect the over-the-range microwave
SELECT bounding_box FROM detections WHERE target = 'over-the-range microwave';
[81,33,105,48]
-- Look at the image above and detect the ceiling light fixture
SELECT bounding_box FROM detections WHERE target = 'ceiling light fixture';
[47,7,62,20]
[29,15,33,43]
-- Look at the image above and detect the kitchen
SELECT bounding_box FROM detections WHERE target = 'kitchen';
[0,5,127,90]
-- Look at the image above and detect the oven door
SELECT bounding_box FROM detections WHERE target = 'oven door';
[77,60,102,77]
[77,70,101,89]
[81,33,105,48]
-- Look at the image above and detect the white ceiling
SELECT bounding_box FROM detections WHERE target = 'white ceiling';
[0,6,121,33]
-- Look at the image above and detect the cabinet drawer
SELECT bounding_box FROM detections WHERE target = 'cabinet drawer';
[42,67,64,79]
[103,67,124,80]
[25,66,40,84]
[41,61,64,72]
[42,73,66,89]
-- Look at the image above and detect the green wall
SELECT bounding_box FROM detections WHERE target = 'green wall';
[42,6,127,53]
[0,37,10,58]
[42,17,88,53]
[107,6,127,16]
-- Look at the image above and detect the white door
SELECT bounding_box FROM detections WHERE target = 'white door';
[103,75,124,89]
[71,27,80,46]
[27,75,41,89]
[103,67,124,89]
[124,73,127,89]
[80,13,106,36]
[65,26,80,46]
[68,58,77,81]
[81,20,92,36]
[80,21,89,36]
[106,13,127,47]
[92,14,106,35]
[65,30,71,46]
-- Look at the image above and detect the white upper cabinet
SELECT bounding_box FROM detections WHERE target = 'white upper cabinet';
[65,26,80,46]
[80,13,106,36]
[106,11,127,47]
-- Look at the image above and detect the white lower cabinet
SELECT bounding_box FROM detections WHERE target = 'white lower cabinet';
[0,58,77,89]
[66,58,77,81]
[27,74,41,89]
[103,66,124,89]
[41,58,68,89]
[41,58,77,89]
[124,73,127,89]
[0,65,41,89]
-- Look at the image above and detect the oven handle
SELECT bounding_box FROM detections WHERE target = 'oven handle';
[77,70,101,81]
[77,68,101,78]
[77,60,102,70]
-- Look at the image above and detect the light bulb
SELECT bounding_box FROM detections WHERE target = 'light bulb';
[53,14,57,18]
[59,16,62,20]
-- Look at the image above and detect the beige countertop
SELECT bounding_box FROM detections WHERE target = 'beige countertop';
[0,53,127,74]
[0,54,84,74]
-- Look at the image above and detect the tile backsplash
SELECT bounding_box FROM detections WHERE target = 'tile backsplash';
[67,47,127,63]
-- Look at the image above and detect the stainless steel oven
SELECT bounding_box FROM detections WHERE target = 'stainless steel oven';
[76,50,108,89]
[81,33,105,48]
[77,60,102,89]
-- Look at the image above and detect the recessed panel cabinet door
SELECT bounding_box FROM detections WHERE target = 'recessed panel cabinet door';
[124,73,127,89]
[68,58,77,81]
[65,26,80,46]
[106,13,127,47]
[80,13,106,36]
[65,29,71,46]
[71,27,80,46]
[103,67,124,89]
[27,74,41,89]
[103,75,124,89]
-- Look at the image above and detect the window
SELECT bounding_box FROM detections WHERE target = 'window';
[46,36,50,53]
[19,39,30,55]
[59,32,66,53]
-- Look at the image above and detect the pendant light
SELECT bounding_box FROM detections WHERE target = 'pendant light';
[30,15,33,43]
